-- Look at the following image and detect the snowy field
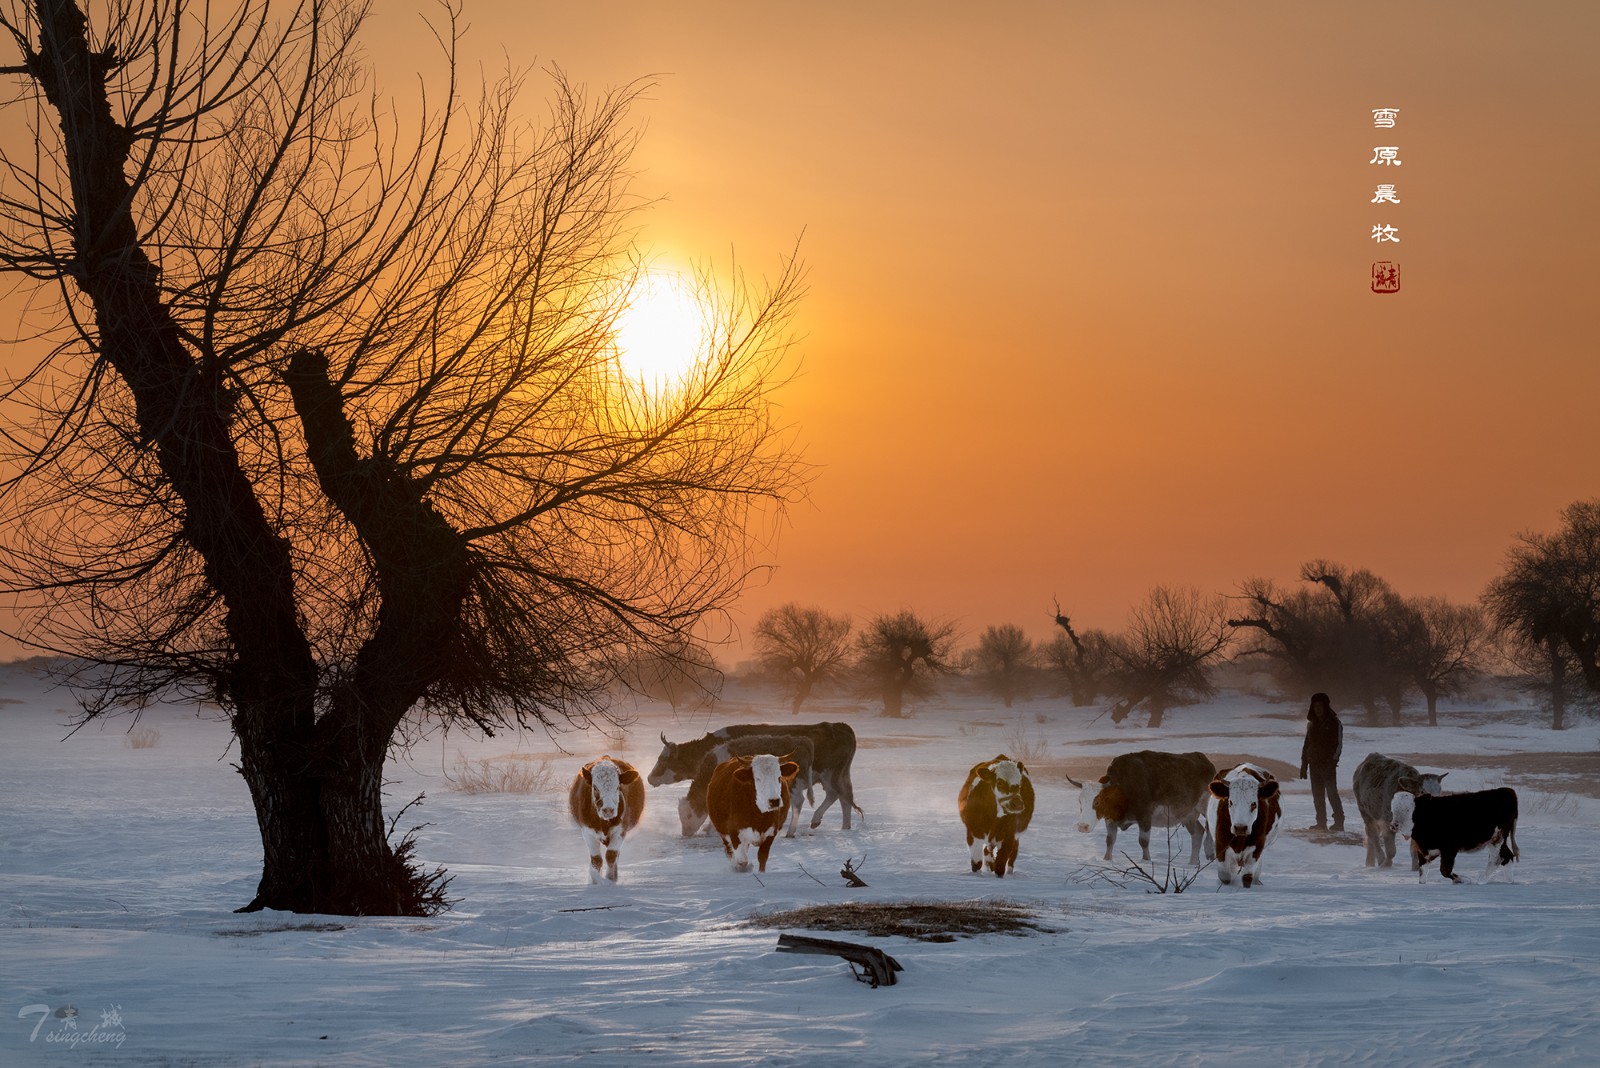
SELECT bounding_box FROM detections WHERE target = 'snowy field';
[4,663,1599,1066]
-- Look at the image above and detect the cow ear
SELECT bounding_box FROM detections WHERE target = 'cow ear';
[1016,761,1028,775]
[780,761,800,780]
[1398,776,1420,793]
[1258,780,1280,799]
[581,764,594,785]
[734,767,754,784]
[1209,781,1230,799]
[976,766,996,783]
[1438,771,1448,781]
[617,767,639,786]
[1098,774,1110,785]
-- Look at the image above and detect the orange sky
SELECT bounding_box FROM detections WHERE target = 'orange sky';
[6,4,1597,661]
[414,2,1595,652]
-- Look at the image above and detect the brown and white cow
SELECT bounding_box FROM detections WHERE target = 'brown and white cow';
[1206,762,1281,888]
[650,722,859,830]
[957,755,1036,878]
[678,734,817,839]
[706,753,801,873]
[567,756,645,884]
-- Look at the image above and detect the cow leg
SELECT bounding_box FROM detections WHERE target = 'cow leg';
[756,831,777,873]
[1217,854,1234,885]
[809,778,838,830]
[580,827,605,885]
[1184,819,1203,867]
[1102,822,1116,862]
[994,836,1018,877]
[1439,849,1461,883]
[1137,819,1152,861]
[839,766,856,830]
[968,831,984,873]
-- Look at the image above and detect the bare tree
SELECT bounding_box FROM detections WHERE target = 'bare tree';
[1049,599,1109,706]
[967,623,1034,708]
[0,0,804,914]
[1230,562,1416,723]
[1483,500,1600,729]
[854,610,957,718]
[1396,597,1489,727]
[1105,586,1231,728]
[752,603,851,714]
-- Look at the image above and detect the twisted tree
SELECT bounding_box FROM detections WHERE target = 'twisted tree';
[0,0,804,914]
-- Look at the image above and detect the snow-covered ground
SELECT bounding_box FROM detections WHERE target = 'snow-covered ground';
[4,666,1598,1066]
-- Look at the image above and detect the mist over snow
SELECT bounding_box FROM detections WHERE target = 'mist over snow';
[3,664,1599,1066]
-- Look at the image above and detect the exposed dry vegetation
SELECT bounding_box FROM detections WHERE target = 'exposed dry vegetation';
[445,754,558,795]
[126,726,161,749]
[747,900,1054,942]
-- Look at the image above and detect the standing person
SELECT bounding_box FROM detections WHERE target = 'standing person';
[1299,692,1344,831]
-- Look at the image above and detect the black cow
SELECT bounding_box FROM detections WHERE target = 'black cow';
[1067,750,1215,867]
[1392,787,1520,883]
[649,722,860,830]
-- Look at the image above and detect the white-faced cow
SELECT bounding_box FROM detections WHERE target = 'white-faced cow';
[567,756,645,884]
[678,734,817,838]
[1067,750,1216,867]
[650,722,859,830]
[1391,786,1519,884]
[957,755,1036,878]
[1207,762,1282,888]
[706,753,802,872]
[1352,752,1447,868]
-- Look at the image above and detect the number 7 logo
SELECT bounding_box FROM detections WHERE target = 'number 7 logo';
[18,1004,51,1042]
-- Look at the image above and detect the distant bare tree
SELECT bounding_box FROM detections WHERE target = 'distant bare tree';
[968,623,1034,708]
[752,604,852,714]
[1396,597,1489,727]
[1105,586,1232,728]
[1049,600,1110,706]
[1230,562,1415,724]
[855,610,958,718]
[1483,500,1600,729]
[0,0,804,914]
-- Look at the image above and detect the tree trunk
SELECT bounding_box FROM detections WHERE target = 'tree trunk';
[1422,684,1439,727]
[1146,700,1165,728]
[791,678,811,715]
[880,683,905,718]
[1549,636,1568,731]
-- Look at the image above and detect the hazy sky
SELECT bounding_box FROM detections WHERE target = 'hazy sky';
[6,4,1595,661]
[383,2,1598,649]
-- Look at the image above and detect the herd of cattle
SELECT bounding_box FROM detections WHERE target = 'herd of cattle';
[566,720,1522,887]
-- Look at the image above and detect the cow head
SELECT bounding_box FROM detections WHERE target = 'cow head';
[1072,776,1105,833]
[979,757,1029,815]
[583,758,638,822]
[735,754,799,813]
[648,732,681,787]
[677,795,703,837]
[1208,767,1278,836]
[1390,790,1416,838]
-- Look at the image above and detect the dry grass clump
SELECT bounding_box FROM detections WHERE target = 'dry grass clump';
[747,900,1053,943]
[127,726,162,749]
[447,753,557,794]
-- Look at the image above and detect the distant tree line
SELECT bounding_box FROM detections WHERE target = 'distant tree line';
[701,498,1600,729]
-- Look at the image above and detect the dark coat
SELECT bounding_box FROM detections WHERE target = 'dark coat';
[1300,698,1343,776]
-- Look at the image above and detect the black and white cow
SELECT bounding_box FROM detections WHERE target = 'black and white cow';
[1352,752,1446,868]
[1067,750,1215,867]
[650,722,860,830]
[1391,787,1520,883]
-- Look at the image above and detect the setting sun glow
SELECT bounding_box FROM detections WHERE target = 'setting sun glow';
[611,271,705,390]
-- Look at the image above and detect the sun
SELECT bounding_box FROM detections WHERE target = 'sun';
[611,270,706,390]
